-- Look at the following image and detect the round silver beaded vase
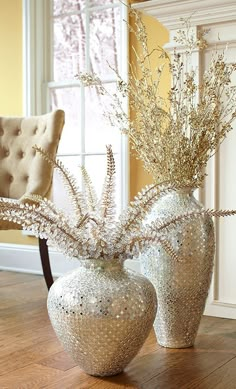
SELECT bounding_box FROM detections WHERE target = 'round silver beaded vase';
[140,188,215,348]
[47,259,157,376]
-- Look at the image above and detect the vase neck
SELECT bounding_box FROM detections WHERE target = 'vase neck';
[78,259,123,271]
[175,187,195,196]
[155,183,195,196]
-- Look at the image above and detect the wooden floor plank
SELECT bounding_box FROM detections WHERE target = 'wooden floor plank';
[134,351,234,389]
[0,305,49,335]
[39,350,77,371]
[40,366,101,389]
[0,323,56,358]
[0,338,63,376]
[0,364,64,388]
[0,278,47,310]
[0,270,40,287]
[0,270,236,389]
[193,356,236,389]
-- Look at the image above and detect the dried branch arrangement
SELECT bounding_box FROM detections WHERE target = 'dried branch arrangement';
[0,146,235,262]
[77,11,236,188]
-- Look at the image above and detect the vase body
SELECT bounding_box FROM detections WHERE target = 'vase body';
[47,259,157,376]
[140,189,215,348]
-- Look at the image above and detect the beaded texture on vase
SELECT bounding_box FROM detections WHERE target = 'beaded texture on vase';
[140,189,215,348]
[47,259,157,376]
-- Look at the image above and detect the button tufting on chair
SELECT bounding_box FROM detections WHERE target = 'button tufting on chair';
[0,110,65,290]
[19,150,25,159]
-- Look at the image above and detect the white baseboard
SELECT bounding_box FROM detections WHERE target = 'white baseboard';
[0,243,140,277]
[204,301,236,320]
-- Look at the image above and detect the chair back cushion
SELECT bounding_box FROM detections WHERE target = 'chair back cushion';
[0,110,64,200]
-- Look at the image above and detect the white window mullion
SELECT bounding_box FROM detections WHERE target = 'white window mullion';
[23,0,52,115]
[86,0,91,72]
[83,0,90,166]
[80,85,86,167]
[23,0,37,115]
[82,1,90,191]
[120,2,129,208]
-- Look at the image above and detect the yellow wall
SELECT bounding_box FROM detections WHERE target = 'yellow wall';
[129,12,169,199]
[0,0,22,116]
[0,0,36,245]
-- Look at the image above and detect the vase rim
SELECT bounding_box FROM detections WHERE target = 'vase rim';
[76,258,123,270]
[176,187,195,193]
[162,186,195,195]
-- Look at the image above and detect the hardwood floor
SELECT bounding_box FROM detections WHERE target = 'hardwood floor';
[0,270,236,389]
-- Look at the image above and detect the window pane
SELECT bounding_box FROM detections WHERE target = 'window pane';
[53,155,82,213]
[53,0,86,17]
[85,83,120,153]
[50,87,81,154]
[89,7,121,76]
[53,14,86,80]
[88,0,119,6]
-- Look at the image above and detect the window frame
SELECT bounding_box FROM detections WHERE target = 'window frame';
[23,0,129,209]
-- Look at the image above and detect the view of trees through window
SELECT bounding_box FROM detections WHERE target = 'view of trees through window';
[50,0,127,211]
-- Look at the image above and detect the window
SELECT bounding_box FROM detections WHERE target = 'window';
[23,0,129,212]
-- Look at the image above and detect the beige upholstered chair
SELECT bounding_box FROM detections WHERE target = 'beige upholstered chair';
[0,110,65,289]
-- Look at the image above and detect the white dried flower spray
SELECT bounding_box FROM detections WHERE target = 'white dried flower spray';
[0,146,235,262]
[77,10,236,188]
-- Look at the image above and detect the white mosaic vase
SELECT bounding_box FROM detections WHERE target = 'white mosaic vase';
[140,189,215,348]
[47,259,157,376]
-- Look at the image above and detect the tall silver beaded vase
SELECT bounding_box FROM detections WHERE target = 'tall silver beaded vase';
[47,259,157,376]
[140,189,215,348]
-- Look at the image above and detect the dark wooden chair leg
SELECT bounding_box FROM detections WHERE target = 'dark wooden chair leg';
[39,238,54,290]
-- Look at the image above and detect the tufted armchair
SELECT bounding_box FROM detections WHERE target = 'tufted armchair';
[0,110,65,289]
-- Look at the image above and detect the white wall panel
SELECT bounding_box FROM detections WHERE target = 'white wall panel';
[136,0,236,318]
